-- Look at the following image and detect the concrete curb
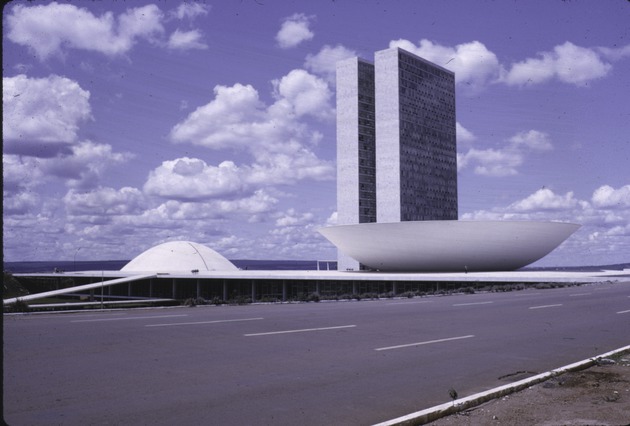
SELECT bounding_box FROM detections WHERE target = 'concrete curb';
[373,344,630,426]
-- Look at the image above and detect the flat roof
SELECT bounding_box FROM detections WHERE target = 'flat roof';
[17,268,630,284]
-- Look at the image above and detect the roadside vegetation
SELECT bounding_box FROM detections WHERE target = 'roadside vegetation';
[179,281,588,307]
[3,271,29,299]
[3,272,31,313]
[5,273,591,312]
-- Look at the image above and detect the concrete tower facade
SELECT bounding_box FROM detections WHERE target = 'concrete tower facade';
[336,57,377,270]
[336,47,457,271]
[375,47,458,223]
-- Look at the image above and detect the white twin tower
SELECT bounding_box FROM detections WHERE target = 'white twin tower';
[318,47,578,272]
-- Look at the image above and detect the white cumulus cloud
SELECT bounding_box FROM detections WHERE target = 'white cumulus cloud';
[597,44,630,61]
[275,208,315,227]
[3,74,92,155]
[168,73,334,189]
[458,148,522,176]
[389,39,500,90]
[276,13,314,49]
[508,130,553,151]
[387,39,626,91]
[592,185,630,209]
[272,69,333,119]
[6,2,164,60]
[304,44,357,82]
[64,187,146,216]
[171,3,210,20]
[144,158,246,201]
[43,141,134,190]
[456,122,476,145]
[170,83,266,150]
[458,130,552,176]
[3,191,40,216]
[167,29,208,50]
[509,188,581,212]
[501,42,612,87]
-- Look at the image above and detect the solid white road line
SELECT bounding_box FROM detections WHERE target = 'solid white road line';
[146,317,264,327]
[569,293,592,297]
[452,301,493,307]
[617,309,630,314]
[529,304,563,310]
[244,324,356,336]
[375,335,475,351]
[71,314,188,323]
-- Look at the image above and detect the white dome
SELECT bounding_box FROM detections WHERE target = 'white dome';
[121,241,237,272]
[319,220,580,272]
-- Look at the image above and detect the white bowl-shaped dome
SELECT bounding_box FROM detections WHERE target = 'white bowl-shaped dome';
[319,220,580,272]
[121,241,237,272]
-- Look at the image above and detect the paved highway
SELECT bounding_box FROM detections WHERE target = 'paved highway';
[4,281,630,425]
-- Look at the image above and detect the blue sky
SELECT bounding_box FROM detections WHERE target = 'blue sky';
[3,0,629,266]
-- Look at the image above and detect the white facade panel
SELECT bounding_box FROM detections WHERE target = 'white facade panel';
[336,57,361,227]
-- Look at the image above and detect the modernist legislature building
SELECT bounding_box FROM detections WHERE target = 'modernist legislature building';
[5,48,582,311]
[336,47,458,270]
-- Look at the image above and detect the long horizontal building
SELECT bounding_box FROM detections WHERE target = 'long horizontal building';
[8,267,628,309]
[6,241,626,310]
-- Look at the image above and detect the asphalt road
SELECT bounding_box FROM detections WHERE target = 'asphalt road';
[4,281,630,425]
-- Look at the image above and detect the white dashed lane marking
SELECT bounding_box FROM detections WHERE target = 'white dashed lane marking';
[452,301,493,307]
[529,304,563,310]
[244,325,356,336]
[147,317,264,327]
[375,335,475,351]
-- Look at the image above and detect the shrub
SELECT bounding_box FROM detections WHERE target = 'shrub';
[307,293,320,303]
[229,296,252,305]
[6,298,30,313]
[211,297,224,305]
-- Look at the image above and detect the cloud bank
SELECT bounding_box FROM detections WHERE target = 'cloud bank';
[389,38,629,90]
[458,130,552,177]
